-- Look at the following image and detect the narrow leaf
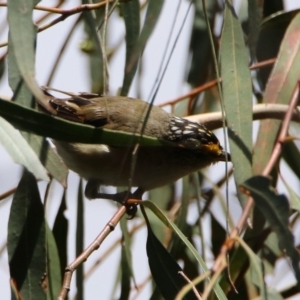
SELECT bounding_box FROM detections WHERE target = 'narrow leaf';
[0,117,49,181]
[254,12,300,173]
[146,225,197,300]
[220,1,253,203]
[122,0,164,95]
[76,180,84,299]
[46,224,62,300]
[142,200,227,300]
[7,170,46,299]
[52,192,68,279]
[7,0,49,104]
[241,175,300,287]
[235,236,267,298]
[0,98,163,147]
[120,0,140,96]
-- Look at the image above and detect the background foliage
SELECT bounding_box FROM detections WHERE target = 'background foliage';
[1,0,300,299]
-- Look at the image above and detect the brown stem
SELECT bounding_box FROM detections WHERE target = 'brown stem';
[57,205,127,300]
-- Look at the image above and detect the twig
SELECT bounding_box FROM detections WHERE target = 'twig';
[178,271,202,299]
[162,58,276,108]
[175,270,211,300]
[57,205,127,300]
[0,0,114,48]
[0,187,17,200]
[0,1,113,14]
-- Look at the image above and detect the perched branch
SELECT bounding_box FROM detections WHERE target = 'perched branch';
[186,103,300,130]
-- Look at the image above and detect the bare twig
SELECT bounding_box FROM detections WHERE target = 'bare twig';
[178,271,202,299]
[0,0,114,48]
[0,187,17,200]
[162,58,276,108]
[0,1,113,14]
[58,205,127,300]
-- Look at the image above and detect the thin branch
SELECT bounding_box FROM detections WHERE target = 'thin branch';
[186,103,300,130]
[0,187,17,200]
[178,271,202,299]
[162,58,276,108]
[0,0,114,48]
[58,205,127,300]
[0,1,113,14]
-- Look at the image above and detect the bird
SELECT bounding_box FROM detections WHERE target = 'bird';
[45,90,230,211]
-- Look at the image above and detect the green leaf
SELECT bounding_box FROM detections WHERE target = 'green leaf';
[26,134,68,187]
[235,236,267,298]
[119,218,133,300]
[0,98,163,147]
[247,0,263,60]
[7,0,49,103]
[220,0,253,203]
[0,117,49,181]
[82,10,104,94]
[7,13,68,185]
[52,192,68,280]
[120,0,140,96]
[122,0,164,95]
[76,180,84,299]
[142,200,227,300]
[282,179,300,212]
[146,224,198,300]
[254,11,300,173]
[7,170,46,299]
[186,0,213,87]
[46,224,62,300]
[241,175,300,287]
[282,140,300,180]
[257,9,300,88]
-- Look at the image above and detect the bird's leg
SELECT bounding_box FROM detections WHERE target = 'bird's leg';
[84,179,144,218]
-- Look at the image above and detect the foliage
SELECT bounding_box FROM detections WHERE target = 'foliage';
[0,0,300,299]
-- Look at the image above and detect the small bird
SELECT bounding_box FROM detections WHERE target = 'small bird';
[47,91,229,208]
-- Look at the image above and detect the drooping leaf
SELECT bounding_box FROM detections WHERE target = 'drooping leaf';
[254,11,300,174]
[52,191,68,280]
[0,117,49,181]
[220,0,253,204]
[7,170,46,299]
[122,0,164,96]
[7,0,49,106]
[76,180,84,299]
[247,0,263,60]
[119,218,133,300]
[120,0,140,96]
[241,175,300,288]
[282,140,300,181]
[46,223,62,300]
[186,0,214,87]
[82,8,104,94]
[257,9,300,88]
[146,223,198,300]
[142,200,227,300]
[235,236,267,298]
